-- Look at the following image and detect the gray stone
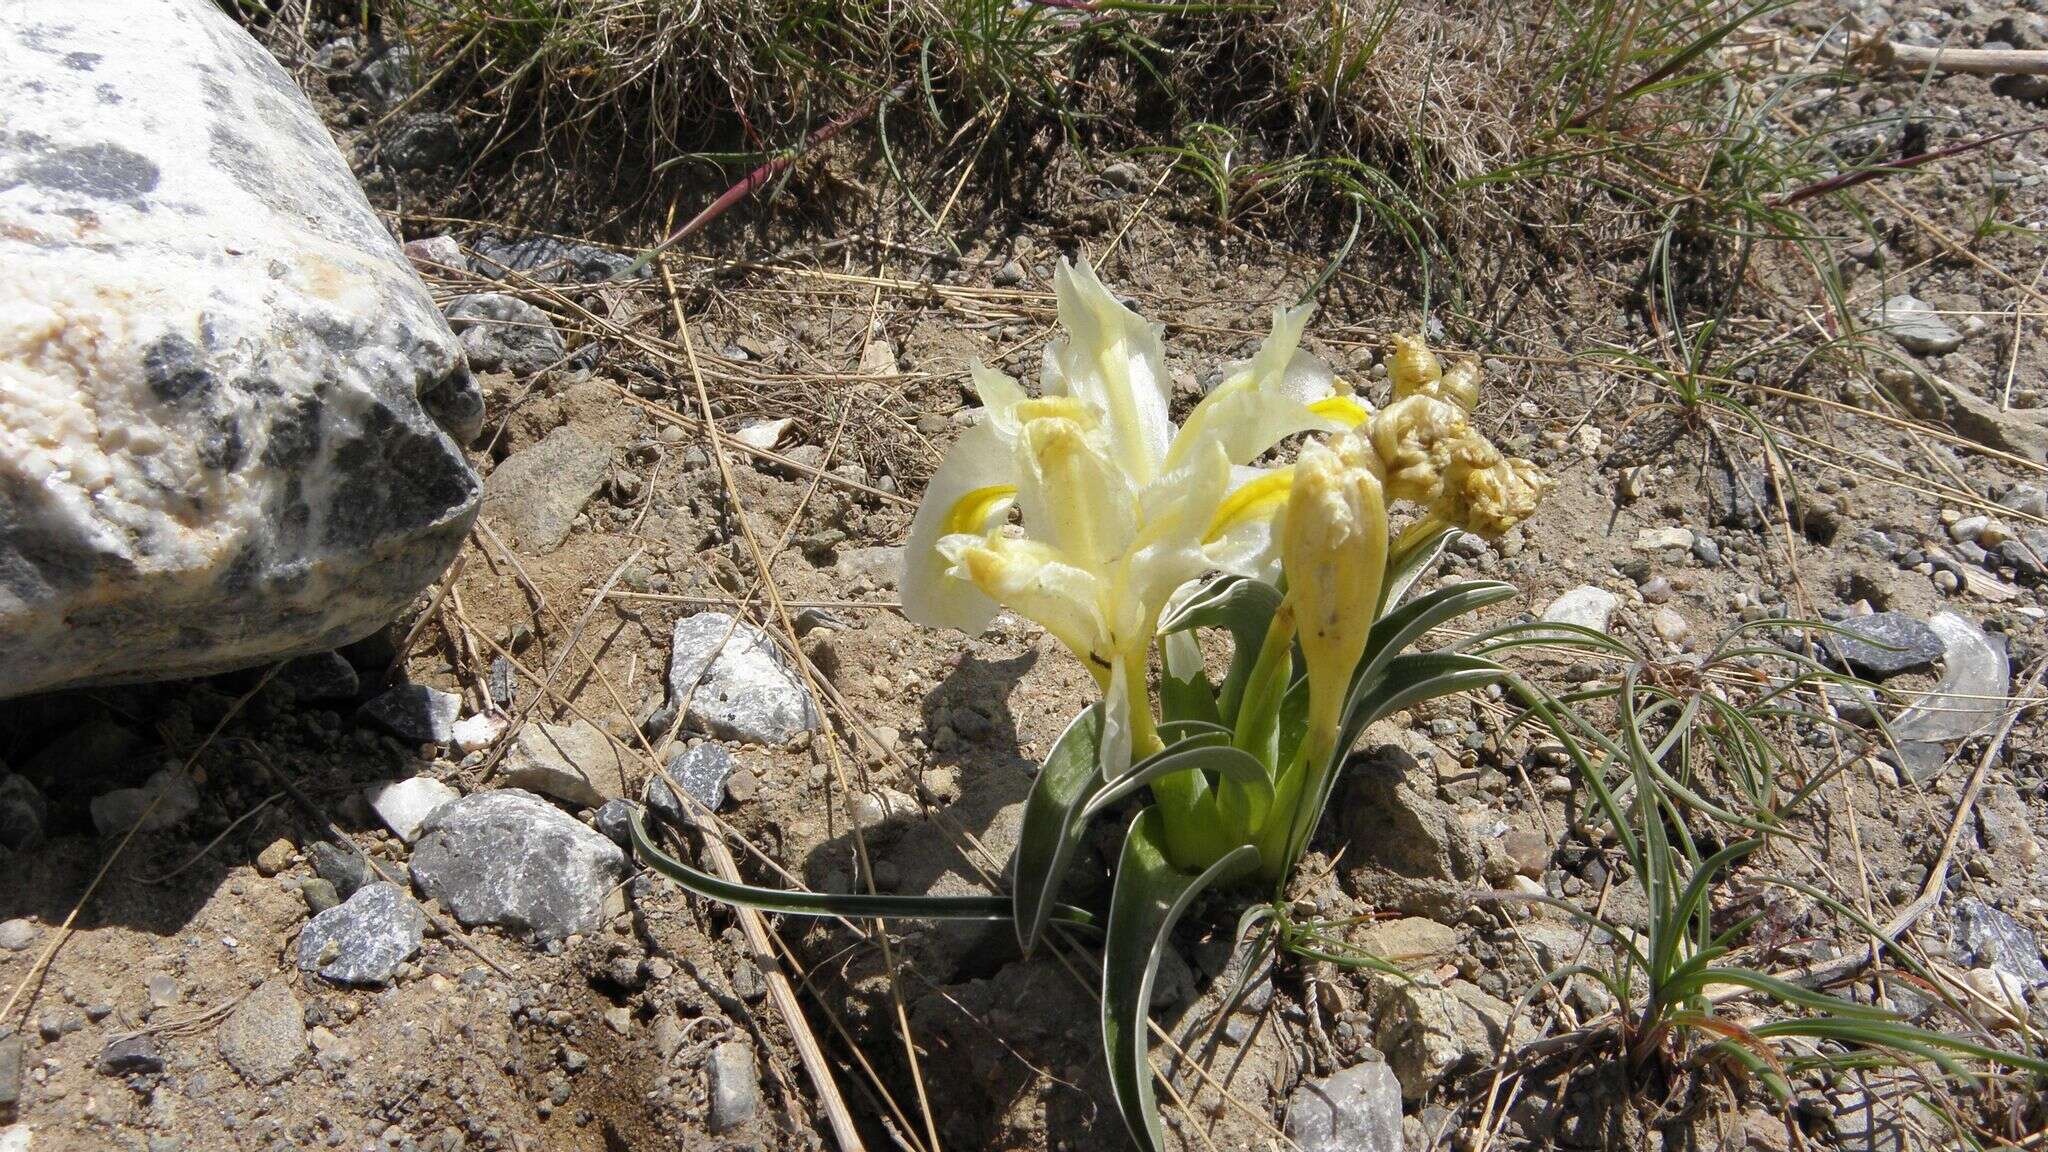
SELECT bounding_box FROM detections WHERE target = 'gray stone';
[296,882,425,986]
[0,0,481,700]
[1868,294,1964,356]
[0,1034,19,1116]
[308,841,373,898]
[706,1040,759,1133]
[443,293,565,375]
[1339,745,1483,917]
[481,426,613,552]
[1539,586,1619,635]
[1892,613,2010,745]
[217,978,306,1085]
[1953,898,2048,988]
[0,921,33,952]
[993,260,1025,287]
[1707,457,1770,529]
[89,766,200,835]
[1368,978,1522,1099]
[277,652,360,702]
[364,775,459,842]
[502,719,630,809]
[593,799,636,849]
[382,112,461,172]
[1999,484,2048,520]
[1821,612,1945,679]
[0,775,47,853]
[95,1034,163,1076]
[1285,1056,1403,1152]
[357,685,462,744]
[666,613,819,745]
[649,744,736,822]
[834,546,904,590]
[468,234,643,284]
[410,789,627,943]
[300,878,341,914]
[353,43,416,111]
[1896,371,2048,464]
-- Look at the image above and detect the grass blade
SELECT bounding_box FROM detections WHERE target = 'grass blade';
[1015,703,1108,953]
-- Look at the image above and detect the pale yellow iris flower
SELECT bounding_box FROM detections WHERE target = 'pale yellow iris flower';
[900,258,1365,774]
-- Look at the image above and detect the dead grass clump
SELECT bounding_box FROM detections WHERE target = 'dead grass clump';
[366,0,1749,260]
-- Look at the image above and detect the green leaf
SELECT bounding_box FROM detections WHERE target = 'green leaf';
[1015,703,1109,953]
[1082,737,1272,823]
[1355,580,1516,702]
[1103,809,1259,1152]
[1378,527,1454,615]
[1262,650,1503,875]
[1159,574,1283,723]
[629,807,1094,926]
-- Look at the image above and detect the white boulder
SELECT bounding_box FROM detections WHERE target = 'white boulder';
[0,0,482,698]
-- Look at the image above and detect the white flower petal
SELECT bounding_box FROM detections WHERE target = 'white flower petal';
[1167,302,1351,471]
[1015,416,1138,576]
[899,420,1017,635]
[1041,258,1173,486]
[1125,442,1233,633]
[943,534,1112,669]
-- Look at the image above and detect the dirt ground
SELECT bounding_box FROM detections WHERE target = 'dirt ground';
[8,4,2048,1151]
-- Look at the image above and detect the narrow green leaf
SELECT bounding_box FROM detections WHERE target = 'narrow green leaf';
[1353,580,1516,706]
[1103,809,1259,1152]
[1015,703,1108,953]
[629,808,1094,925]
[1378,527,1454,615]
[1082,738,1271,823]
[1158,574,1283,722]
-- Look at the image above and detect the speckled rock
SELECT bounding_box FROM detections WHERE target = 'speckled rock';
[666,613,820,745]
[443,293,565,375]
[468,234,643,284]
[410,789,627,943]
[216,977,305,1085]
[1285,1056,1402,1152]
[296,882,424,986]
[0,0,482,700]
[1821,612,1944,679]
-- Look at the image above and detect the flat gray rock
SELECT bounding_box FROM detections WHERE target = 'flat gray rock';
[1285,1057,1403,1152]
[217,978,306,1085]
[357,685,462,744]
[363,775,458,842]
[1954,897,2048,988]
[1539,586,1619,636]
[443,293,565,375]
[481,426,613,552]
[707,1040,759,1132]
[410,789,627,943]
[469,234,643,284]
[0,775,47,853]
[648,744,737,823]
[1822,612,1944,679]
[277,652,361,702]
[0,0,481,700]
[502,719,630,809]
[1868,294,1964,356]
[89,766,199,836]
[296,882,424,986]
[666,613,819,746]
